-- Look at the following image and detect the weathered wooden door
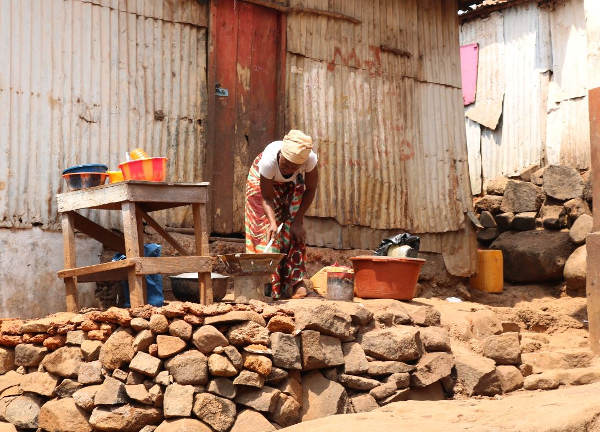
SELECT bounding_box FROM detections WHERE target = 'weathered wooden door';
[210,0,285,234]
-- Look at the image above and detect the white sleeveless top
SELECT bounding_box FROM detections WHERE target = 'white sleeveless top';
[258,141,318,183]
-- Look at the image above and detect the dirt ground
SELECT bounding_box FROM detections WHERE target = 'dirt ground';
[281,382,600,432]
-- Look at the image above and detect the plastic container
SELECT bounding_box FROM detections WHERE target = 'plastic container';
[351,256,426,300]
[62,172,108,191]
[310,265,354,297]
[119,157,168,182]
[470,250,503,293]
[107,170,124,183]
[62,164,108,175]
[130,148,149,160]
[326,271,354,301]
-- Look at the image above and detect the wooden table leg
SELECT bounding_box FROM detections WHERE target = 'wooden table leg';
[61,212,79,312]
[193,203,213,305]
[122,202,145,307]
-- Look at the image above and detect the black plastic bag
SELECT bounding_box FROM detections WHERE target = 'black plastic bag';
[374,233,420,258]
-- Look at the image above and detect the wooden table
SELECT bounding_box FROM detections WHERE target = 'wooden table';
[56,181,213,312]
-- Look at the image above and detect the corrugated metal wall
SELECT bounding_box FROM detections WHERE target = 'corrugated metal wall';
[285,0,477,275]
[0,0,208,230]
[461,0,592,194]
[286,0,472,234]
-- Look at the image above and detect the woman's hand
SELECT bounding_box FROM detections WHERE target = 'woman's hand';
[265,221,280,244]
[290,219,306,244]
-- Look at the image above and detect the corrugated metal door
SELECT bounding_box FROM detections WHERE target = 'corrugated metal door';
[211,0,282,234]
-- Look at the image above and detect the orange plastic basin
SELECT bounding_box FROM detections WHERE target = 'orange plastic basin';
[351,256,426,300]
[119,157,167,182]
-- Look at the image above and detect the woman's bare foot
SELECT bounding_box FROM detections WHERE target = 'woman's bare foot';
[291,282,308,299]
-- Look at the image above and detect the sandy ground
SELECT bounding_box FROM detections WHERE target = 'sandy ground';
[281,382,600,432]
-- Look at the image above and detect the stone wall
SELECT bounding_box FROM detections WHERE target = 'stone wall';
[0,300,456,432]
[474,165,592,288]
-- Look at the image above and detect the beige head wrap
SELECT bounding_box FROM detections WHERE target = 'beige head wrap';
[281,130,313,165]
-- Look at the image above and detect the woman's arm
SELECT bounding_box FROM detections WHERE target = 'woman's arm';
[291,166,319,243]
[260,175,280,243]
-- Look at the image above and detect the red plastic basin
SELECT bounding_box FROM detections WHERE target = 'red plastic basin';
[350,256,426,300]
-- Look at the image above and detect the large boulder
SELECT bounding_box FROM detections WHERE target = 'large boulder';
[543,165,584,201]
[360,327,422,362]
[38,398,91,432]
[301,371,348,421]
[89,405,162,432]
[454,351,502,397]
[15,344,47,367]
[564,246,587,290]
[491,231,576,283]
[501,180,543,213]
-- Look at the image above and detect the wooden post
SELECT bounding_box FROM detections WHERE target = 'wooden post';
[122,202,145,307]
[193,203,213,304]
[61,212,78,312]
[588,88,600,353]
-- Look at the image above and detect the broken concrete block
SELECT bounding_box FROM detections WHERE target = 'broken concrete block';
[501,180,543,213]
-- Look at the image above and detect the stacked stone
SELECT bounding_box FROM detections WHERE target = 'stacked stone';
[473,165,592,288]
[453,309,600,396]
[0,300,457,432]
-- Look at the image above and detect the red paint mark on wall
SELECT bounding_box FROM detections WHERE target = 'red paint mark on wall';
[399,139,415,161]
[327,45,383,76]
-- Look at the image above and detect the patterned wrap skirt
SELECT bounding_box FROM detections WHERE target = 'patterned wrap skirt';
[245,153,307,299]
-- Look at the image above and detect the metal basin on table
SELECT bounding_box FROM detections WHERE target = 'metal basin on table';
[170,273,229,303]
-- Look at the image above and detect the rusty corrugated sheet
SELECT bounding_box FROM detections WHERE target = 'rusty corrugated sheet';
[0,0,208,230]
[285,0,476,274]
[286,0,470,234]
[546,0,590,169]
[461,0,591,193]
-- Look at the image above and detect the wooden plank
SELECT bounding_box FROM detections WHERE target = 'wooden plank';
[135,204,148,304]
[58,259,136,279]
[122,201,145,307]
[139,208,191,256]
[135,256,213,275]
[588,87,600,354]
[61,213,79,313]
[193,203,213,305]
[587,233,600,353]
[57,181,210,212]
[69,211,126,253]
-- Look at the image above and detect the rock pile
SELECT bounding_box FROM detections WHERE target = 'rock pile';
[0,300,456,432]
[474,165,592,287]
[452,308,600,396]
